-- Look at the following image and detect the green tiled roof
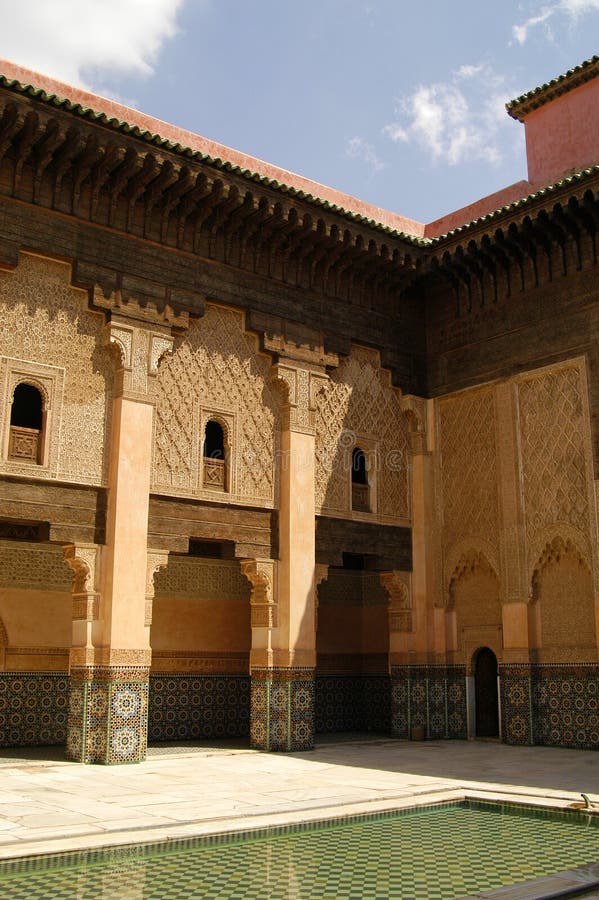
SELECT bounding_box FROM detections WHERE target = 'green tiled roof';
[507,55,599,121]
[0,73,429,247]
[430,164,599,243]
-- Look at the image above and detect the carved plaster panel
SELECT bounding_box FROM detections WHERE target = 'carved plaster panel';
[0,541,73,591]
[153,556,251,602]
[437,385,499,563]
[517,360,595,581]
[152,304,279,505]
[0,254,113,485]
[314,345,409,522]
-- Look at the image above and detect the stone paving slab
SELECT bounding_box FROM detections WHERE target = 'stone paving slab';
[0,738,598,860]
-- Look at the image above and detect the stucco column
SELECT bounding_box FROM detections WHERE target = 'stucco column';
[66,312,175,764]
[249,357,329,751]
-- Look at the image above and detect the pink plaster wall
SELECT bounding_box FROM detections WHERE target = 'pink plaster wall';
[150,598,250,652]
[524,79,599,186]
[0,589,71,646]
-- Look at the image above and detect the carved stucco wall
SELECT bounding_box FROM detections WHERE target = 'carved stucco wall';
[436,359,598,660]
[0,253,113,484]
[533,547,595,658]
[437,384,500,593]
[517,362,595,580]
[151,556,251,655]
[152,304,279,505]
[314,346,409,521]
[0,541,72,652]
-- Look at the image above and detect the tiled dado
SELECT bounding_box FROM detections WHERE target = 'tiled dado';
[66,667,149,765]
[250,668,314,752]
[149,675,250,741]
[315,675,391,734]
[501,663,599,750]
[0,672,68,747]
[390,666,467,740]
[499,664,533,746]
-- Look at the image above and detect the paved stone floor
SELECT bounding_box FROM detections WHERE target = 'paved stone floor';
[1,737,599,861]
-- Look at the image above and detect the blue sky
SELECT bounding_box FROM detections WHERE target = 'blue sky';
[0,0,597,222]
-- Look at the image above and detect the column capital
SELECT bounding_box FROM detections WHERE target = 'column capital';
[380,570,413,633]
[241,557,278,628]
[272,362,329,433]
[104,318,175,401]
[145,549,169,627]
[63,542,101,623]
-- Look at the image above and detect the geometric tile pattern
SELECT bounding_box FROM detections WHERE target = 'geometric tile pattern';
[0,672,68,747]
[531,664,599,750]
[149,675,250,741]
[390,666,467,740]
[250,667,314,751]
[315,676,390,734]
[500,664,533,746]
[3,801,599,899]
[66,667,150,765]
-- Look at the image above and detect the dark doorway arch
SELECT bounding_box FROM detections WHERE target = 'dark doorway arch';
[474,647,499,738]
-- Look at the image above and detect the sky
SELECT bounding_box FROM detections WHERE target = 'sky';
[0,0,597,223]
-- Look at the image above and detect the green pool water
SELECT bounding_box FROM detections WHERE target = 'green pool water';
[1,801,599,900]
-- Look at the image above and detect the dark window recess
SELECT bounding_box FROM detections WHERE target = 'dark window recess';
[9,384,43,463]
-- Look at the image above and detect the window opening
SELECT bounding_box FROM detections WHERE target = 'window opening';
[203,419,227,491]
[351,447,370,512]
[8,384,43,463]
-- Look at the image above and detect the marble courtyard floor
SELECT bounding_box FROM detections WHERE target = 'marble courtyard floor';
[1,737,599,860]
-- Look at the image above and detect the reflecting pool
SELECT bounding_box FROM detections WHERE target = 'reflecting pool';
[1,800,599,899]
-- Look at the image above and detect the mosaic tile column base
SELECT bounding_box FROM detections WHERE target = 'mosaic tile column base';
[499,664,533,746]
[390,666,467,740]
[66,666,150,764]
[250,667,314,751]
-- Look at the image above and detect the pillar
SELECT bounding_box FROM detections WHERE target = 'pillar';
[495,380,533,745]
[65,309,177,763]
[248,344,331,751]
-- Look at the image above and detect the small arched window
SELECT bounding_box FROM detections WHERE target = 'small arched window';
[9,383,44,464]
[351,447,370,511]
[203,419,227,491]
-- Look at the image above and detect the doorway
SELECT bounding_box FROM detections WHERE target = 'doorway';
[474,647,499,738]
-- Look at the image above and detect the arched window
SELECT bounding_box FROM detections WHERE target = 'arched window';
[8,383,44,463]
[203,419,227,491]
[351,446,370,511]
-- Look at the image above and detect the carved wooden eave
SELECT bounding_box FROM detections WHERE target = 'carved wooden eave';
[422,172,599,309]
[0,87,425,311]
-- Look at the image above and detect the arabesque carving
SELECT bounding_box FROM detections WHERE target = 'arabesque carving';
[314,346,409,520]
[379,570,413,632]
[437,385,498,555]
[153,556,251,602]
[518,364,591,568]
[240,558,277,628]
[152,304,279,504]
[63,543,101,622]
[0,541,73,591]
[145,549,169,626]
[447,549,498,609]
[0,253,113,485]
[531,535,590,601]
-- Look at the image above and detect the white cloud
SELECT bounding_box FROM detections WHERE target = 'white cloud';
[512,0,599,44]
[0,0,188,89]
[346,136,386,173]
[383,66,510,167]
